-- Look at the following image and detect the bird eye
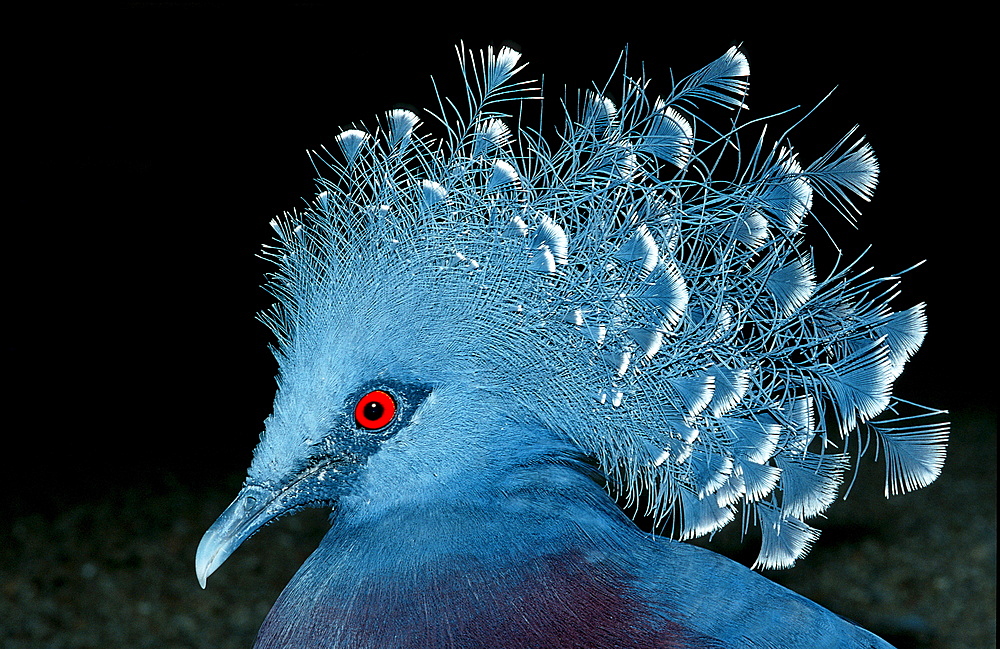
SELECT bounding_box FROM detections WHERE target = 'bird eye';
[354,390,396,430]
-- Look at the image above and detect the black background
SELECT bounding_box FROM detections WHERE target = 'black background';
[4,4,994,648]
[7,0,992,579]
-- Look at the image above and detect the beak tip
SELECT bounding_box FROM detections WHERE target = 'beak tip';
[194,553,212,589]
[195,484,273,591]
[195,530,221,589]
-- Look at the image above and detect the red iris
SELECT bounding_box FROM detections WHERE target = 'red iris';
[354,390,396,429]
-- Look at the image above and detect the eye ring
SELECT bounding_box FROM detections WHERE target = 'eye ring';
[354,390,396,430]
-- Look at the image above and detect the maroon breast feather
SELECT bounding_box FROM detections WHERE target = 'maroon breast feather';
[256,549,722,649]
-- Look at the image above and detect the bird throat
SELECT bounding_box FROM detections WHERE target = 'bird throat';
[249,463,719,649]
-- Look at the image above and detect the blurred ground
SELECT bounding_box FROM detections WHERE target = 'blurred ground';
[1,410,993,649]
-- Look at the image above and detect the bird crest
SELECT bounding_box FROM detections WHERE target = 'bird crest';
[258,44,947,570]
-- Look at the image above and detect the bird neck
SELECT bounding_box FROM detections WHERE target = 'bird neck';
[253,443,707,648]
[332,441,628,567]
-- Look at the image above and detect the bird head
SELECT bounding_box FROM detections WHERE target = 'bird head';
[196,45,946,587]
[194,216,570,585]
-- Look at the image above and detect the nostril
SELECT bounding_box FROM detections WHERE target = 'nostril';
[244,495,257,511]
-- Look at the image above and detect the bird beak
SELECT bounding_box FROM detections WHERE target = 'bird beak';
[195,484,283,588]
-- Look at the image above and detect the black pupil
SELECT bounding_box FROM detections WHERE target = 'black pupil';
[363,400,384,421]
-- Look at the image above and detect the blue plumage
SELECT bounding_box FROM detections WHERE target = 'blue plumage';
[196,45,947,648]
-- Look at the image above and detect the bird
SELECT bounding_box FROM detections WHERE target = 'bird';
[195,44,949,648]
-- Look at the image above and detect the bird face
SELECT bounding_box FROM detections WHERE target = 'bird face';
[194,230,546,587]
[195,370,434,587]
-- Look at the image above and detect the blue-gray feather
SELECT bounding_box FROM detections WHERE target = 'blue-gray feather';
[196,44,947,648]
[262,45,942,566]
